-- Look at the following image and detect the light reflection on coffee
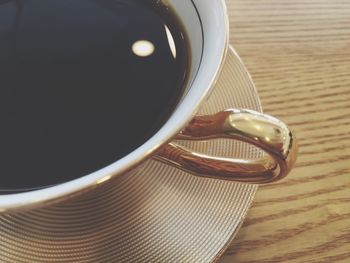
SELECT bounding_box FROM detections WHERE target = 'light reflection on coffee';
[132,40,155,57]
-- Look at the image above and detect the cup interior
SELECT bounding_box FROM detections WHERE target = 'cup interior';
[0,0,228,212]
[167,0,228,101]
[166,0,203,95]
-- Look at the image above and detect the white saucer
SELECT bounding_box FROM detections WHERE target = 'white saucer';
[0,46,261,263]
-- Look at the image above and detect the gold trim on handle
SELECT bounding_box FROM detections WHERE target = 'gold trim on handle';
[155,109,298,184]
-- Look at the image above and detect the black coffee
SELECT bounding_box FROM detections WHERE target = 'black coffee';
[0,0,189,191]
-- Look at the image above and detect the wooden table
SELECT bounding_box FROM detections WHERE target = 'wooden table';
[221,1,350,262]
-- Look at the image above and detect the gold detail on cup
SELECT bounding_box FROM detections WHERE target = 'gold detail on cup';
[155,109,298,184]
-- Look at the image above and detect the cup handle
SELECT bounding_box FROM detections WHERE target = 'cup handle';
[154,109,298,184]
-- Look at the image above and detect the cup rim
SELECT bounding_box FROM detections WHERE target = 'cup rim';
[0,0,229,212]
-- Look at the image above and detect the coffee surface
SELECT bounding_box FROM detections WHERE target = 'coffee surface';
[0,0,188,191]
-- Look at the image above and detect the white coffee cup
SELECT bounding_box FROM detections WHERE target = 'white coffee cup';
[0,0,297,212]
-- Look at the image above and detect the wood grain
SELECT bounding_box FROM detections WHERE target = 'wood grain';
[220,0,350,262]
